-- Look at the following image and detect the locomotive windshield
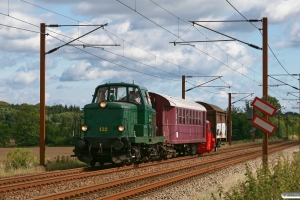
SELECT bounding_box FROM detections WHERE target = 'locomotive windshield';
[93,85,151,105]
[95,87,108,102]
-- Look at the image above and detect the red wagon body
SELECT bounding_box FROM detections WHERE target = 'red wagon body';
[150,93,215,153]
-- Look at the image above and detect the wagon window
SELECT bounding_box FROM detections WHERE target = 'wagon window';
[186,110,189,125]
[179,109,182,124]
[193,111,195,125]
[182,110,185,124]
[195,111,198,125]
[190,110,193,125]
[199,111,201,125]
[176,108,178,124]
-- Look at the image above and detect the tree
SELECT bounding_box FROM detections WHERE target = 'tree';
[11,104,40,146]
[0,122,11,147]
[268,95,282,112]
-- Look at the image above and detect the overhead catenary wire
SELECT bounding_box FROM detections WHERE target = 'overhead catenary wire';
[12,0,243,96]
[117,0,262,88]
[9,0,207,84]
[225,0,298,81]
[47,33,181,81]
[149,0,261,75]
[0,23,40,33]
[0,10,184,82]
[222,0,298,105]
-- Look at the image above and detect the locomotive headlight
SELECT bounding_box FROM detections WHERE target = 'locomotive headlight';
[81,125,88,132]
[100,101,107,108]
[118,125,125,132]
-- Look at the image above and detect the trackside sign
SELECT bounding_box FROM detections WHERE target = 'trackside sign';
[251,115,277,135]
[251,97,277,117]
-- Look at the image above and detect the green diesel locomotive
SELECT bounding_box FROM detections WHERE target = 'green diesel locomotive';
[73,82,166,166]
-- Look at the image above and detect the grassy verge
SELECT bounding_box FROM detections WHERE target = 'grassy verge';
[0,148,88,178]
[210,152,300,200]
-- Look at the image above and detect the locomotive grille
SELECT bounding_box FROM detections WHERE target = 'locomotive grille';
[84,108,124,136]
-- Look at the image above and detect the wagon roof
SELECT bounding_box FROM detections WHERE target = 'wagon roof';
[196,101,225,112]
[151,92,206,111]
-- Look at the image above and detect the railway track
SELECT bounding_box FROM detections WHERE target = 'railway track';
[0,140,286,192]
[0,140,297,200]
[0,140,277,189]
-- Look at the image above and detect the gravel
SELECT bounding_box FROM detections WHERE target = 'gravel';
[138,145,300,200]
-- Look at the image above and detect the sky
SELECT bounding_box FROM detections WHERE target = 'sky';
[0,0,299,113]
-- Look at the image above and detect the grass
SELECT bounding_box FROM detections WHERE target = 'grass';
[0,148,88,178]
[45,155,89,171]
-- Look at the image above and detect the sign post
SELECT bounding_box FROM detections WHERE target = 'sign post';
[251,95,277,166]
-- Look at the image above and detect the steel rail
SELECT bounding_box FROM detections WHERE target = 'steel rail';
[0,168,85,186]
[0,140,290,193]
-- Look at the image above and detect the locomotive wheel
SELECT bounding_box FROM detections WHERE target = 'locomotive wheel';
[99,160,105,166]
[214,146,218,152]
[90,159,96,167]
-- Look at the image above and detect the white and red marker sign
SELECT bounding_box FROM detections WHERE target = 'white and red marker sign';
[251,97,277,117]
[251,115,277,135]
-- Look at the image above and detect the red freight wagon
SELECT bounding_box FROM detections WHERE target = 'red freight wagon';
[196,102,227,148]
[150,92,207,144]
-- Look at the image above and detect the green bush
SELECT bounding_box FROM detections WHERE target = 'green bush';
[2,148,38,171]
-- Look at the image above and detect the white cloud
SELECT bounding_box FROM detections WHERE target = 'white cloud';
[6,71,39,89]
[59,60,124,81]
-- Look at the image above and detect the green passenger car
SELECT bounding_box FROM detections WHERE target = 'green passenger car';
[73,82,165,166]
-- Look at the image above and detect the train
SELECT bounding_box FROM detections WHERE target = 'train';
[72,82,226,166]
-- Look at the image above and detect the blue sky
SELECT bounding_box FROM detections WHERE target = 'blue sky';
[0,0,299,113]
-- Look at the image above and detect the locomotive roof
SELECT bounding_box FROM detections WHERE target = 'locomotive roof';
[151,92,206,111]
[96,82,147,90]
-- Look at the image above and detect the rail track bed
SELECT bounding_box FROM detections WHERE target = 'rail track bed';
[0,140,298,200]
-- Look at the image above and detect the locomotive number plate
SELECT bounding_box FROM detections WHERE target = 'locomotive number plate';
[99,127,108,132]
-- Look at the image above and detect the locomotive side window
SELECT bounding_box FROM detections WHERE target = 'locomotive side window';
[95,87,108,102]
[128,87,136,103]
[143,90,151,105]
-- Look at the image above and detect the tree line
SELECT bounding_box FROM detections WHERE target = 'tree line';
[0,95,298,147]
[0,101,83,147]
